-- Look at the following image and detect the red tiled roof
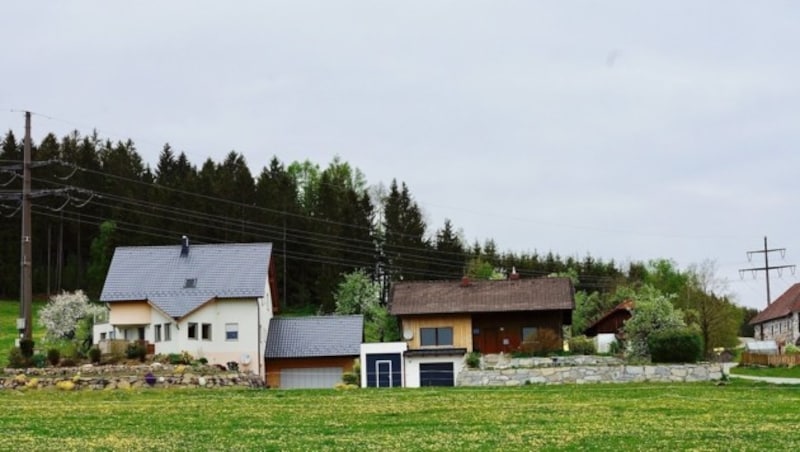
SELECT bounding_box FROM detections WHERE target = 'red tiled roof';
[750,283,800,325]
[389,277,574,316]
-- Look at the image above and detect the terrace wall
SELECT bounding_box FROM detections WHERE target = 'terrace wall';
[458,363,725,386]
[0,364,264,390]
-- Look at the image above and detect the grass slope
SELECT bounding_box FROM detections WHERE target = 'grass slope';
[731,365,800,379]
[0,299,46,367]
[0,382,798,450]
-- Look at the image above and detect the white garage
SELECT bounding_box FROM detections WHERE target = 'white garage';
[279,367,344,389]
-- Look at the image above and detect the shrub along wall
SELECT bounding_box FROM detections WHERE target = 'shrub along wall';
[0,364,264,390]
[458,363,725,386]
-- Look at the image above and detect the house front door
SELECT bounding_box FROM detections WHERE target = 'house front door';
[481,328,500,354]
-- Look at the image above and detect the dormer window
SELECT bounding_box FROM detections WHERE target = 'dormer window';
[184,278,197,289]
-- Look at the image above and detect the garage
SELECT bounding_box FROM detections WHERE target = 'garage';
[279,367,343,389]
[264,315,363,389]
[419,362,454,387]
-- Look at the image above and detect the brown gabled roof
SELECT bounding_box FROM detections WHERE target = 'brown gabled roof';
[389,277,574,316]
[750,283,800,325]
[583,299,634,336]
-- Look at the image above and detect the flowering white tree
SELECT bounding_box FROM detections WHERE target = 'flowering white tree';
[39,290,106,341]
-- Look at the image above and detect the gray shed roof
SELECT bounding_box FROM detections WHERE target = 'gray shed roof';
[100,242,272,318]
[264,315,364,359]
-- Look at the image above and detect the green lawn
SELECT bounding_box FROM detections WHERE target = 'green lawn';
[731,364,800,379]
[0,381,798,450]
[0,299,46,367]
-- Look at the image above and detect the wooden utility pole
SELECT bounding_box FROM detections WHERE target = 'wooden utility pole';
[739,236,795,306]
[19,111,33,341]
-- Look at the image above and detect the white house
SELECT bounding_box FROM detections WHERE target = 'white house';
[750,283,800,346]
[94,237,278,377]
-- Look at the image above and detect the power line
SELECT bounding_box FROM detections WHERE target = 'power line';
[738,236,795,307]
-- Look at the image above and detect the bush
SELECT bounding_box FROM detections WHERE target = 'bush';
[32,353,47,368]
[648,329,703,363]
[59,358,77,367]
[342,372,359,386]
[466,352,481,369]
[47,348,61,366]
[125,342,147,362]
[168,351,193,365]
[19,339,35,358]
[568,336,596,355]
[784,344,800,355]
[8,347,29,368]
[88,347,102,364]
[519,329,563,356]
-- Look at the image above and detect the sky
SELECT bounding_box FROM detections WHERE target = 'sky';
[2,1,799,310]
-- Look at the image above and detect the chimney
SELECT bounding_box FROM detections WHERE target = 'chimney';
[180,235,189,257]
[509,266,520,280]
[460,276,470,287]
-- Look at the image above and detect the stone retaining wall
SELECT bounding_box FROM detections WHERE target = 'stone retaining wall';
[458,363,725,386]
[0,364,264,390]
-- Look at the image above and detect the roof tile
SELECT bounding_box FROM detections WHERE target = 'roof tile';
[264,315,364,358]
[100,242,272,318]
[389,277,574,315]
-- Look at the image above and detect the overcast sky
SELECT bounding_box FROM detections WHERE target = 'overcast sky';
[3,1,799,310]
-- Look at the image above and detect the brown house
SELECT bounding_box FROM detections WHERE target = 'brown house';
[584,300,634,337]
[390,276,575,355]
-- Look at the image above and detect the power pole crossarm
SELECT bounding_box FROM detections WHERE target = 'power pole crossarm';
[739,236,796,307]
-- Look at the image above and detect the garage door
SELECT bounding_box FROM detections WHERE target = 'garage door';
[419,362,454,387]
[280,367,343,389]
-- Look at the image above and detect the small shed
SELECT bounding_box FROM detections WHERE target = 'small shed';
[264,315,363,389]
[360,342,406,388]
[745,340,779,355]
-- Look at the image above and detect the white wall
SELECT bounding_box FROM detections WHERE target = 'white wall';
[404,354,465,388]
[177,297,271,376]
[594,334,616,354]
[95,295,273,379]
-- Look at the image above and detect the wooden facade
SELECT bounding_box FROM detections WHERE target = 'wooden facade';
[399,311,568,354]
[401,314,473,351]
[472,311,564,354]
[108,301,150,325]
[265,356,356,388]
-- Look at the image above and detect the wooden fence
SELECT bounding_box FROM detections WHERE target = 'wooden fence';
[740,352,800,367]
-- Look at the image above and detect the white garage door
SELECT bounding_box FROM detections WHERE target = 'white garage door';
[280,367,343,389]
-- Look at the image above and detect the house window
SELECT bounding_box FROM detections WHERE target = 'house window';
[522,327,538,342]
[225,323,238,341]
[188,322,198,340]
[154,324,162,342]
[420,327,453,346]
[184,278,197,288]
[164,323,171,342]
[202,323,212,341]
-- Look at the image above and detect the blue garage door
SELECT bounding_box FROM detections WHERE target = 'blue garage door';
[420,362,454,387]
[365,353,402,387]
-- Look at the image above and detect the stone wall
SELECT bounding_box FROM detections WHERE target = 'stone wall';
[0,363,264,390]
[458,363,725,386]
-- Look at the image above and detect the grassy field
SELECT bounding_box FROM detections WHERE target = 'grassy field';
[0,381,798,450]
[0,299,46,367]
[731,364,800,378]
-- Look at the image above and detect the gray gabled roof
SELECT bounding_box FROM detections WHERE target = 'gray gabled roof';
[264,315,364,359]
[100,242,272,318]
